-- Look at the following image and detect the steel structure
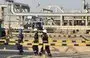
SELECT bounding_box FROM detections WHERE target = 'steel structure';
[0,1,90,33]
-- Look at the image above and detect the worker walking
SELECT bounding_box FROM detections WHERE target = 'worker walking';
[17,29,24,55]
[33,28,39,55]
[39,29,52,57]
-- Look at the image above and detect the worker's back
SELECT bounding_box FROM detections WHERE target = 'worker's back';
[34,32,39,43]
[42,33,48,43]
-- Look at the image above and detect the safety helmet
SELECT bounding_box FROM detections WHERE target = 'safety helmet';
[20,26,24,29]
[34,28,37,31]
[27,16,32,19]
[43,29,47,33]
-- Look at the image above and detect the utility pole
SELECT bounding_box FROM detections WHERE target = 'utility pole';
[6,1,13,38]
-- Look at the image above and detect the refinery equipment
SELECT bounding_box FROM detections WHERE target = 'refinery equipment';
[0,0,90,34]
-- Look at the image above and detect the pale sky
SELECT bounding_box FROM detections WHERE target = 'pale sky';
[0,0,90,12]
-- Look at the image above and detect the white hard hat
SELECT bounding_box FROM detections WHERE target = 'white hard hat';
[27,16,32,19]
[20,26,24,29]
[43,29,47,33]
[34,28,37,31]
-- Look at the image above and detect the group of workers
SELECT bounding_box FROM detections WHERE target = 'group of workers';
[33,28,52,57]
[17,28,52,57]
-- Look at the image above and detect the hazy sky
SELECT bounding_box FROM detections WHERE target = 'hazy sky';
[0,0,90,11]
